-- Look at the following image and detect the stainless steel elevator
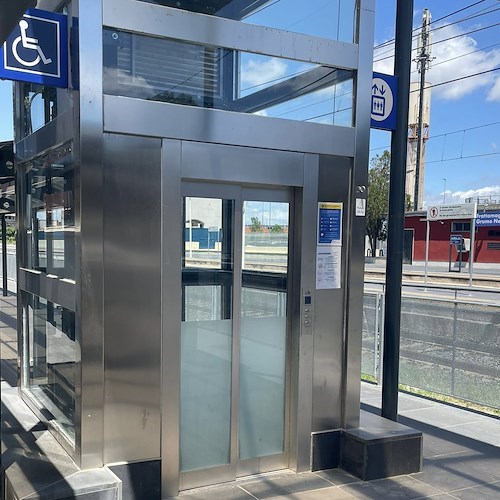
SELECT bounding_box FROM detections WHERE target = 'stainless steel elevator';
[13,0,376,497]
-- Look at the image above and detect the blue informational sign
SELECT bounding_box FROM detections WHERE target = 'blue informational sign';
[450,235,463,245]
[0,9,68,88]
[318,202,343,245]
[476,212,500,227]
[370,72,398,131]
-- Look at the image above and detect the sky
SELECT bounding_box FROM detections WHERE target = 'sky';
[1,0,499,208]
[371,0,500,207]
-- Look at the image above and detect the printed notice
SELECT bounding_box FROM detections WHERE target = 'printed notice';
[356,198,366,216]
[318,202,343,245]
[316,246,342,290]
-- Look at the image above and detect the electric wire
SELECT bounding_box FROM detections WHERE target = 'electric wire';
[374,0,488,50]
[411,66,500,92]
[374,20,500,63]
[374,4,500,60]
[370,119,500,152]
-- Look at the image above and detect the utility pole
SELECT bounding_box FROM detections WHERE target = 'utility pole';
[413,9,432,211]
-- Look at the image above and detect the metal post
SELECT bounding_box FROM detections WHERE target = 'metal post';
[413,9,432,211]
[469,217,476,288]
[425,220,430,285]
[2,215,7,296]
[381,0,414,422]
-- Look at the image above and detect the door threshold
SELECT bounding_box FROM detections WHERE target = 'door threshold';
[178,469,294,496]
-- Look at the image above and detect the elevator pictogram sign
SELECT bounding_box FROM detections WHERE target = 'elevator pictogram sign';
[370,72,398,131]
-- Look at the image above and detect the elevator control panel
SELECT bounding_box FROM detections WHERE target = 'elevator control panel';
[301,291,314,336]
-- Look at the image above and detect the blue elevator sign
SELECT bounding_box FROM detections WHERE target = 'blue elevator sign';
[370,72,398,131]
[0,9,68,88]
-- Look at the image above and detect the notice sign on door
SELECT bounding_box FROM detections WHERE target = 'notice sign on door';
[318,202,342,246]
[316,202,343,290]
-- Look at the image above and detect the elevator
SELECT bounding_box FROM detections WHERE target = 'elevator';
[13,0,376,497]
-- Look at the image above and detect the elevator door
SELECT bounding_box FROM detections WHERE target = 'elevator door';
[180,182,292,490]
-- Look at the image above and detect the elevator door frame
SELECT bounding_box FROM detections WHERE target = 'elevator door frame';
[179,181,294,491]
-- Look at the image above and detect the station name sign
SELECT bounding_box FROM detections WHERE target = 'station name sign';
[475,211,500,227]
[427,203,477,221]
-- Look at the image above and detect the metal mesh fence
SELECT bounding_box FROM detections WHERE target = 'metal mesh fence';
[362,289,500,410]
[399,297,500,409]
[361,293,380,380]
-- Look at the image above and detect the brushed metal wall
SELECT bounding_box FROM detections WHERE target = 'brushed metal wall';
[103,133,162,463]
[313,156,352,432]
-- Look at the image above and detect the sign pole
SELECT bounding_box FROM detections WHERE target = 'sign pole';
[381,0,414,423]
[424,220,430,285]
[469,217,476,288]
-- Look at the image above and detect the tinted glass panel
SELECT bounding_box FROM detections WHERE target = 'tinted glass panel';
[23,142,75,280]
[239,200,289,459]
[103,29,354,127]
[180,197,234,472]
[23,292,76,444]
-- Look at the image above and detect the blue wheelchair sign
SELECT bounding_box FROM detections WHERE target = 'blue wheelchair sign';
[0,9,68,88]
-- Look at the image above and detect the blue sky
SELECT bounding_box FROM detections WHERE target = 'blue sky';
[372,0,500,207]
[1,1,499,207]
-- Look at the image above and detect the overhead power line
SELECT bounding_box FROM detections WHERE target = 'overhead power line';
[410,66,500,92]
[374,0,488,50]
[374,20,500,63]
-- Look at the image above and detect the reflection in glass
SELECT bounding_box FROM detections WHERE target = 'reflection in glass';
[19,82,74,139]
[243,201,289,273]
[239,201,288,459]
[137,0,357,42]
[103,29,354,127]
[180,197,234,472]
[23,292,76,443]
[23,142,75,280]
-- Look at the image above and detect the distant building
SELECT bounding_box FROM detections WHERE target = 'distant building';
[404,207,500,264]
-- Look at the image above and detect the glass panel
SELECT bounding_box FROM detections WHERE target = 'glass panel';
[184,197,223,270]
[23,142,75,280]
[19,83,74,139]
[103,29,354,127]
[137,0,357,42]
[243,201,289,273]
[180,197,234,472]
[23,292,76,443]
[239,200,288,459]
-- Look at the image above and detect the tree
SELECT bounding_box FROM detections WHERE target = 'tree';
[250,216,262,232]
[366,151,391,256]
[366,151,413,256]
[270,224,283,233]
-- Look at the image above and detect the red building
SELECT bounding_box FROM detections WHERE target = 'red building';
[405,208,500,264]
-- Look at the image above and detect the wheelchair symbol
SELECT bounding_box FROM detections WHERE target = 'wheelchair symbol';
[12,19,52,67]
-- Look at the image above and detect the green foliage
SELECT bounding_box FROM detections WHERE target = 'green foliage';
[250,217,262,232]
[366,150,390,256]
[270,224,283,233]
[1,227,16,244]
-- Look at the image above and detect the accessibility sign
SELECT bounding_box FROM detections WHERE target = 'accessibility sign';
[0,9,68,88]
[370,72,398,131]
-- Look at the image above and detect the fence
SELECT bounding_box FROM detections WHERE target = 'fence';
[0,246,16,283]
[362,283,500,410]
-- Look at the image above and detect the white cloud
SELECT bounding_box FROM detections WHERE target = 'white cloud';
[241,58,288,88]
[448,185,500,202]
[373,22,500,101]
[424,185,500,207]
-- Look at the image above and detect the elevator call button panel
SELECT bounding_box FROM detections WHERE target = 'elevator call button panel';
[302,291,314,335]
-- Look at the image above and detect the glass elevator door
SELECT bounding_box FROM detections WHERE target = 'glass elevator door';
[180,183,292,489]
